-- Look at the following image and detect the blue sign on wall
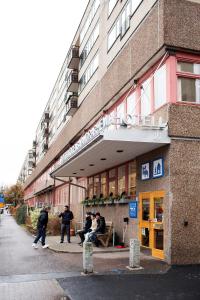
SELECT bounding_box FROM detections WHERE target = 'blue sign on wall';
[152,158,164,179]
[129,201,138,219]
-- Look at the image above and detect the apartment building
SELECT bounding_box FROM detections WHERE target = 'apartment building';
[19,0,200,265]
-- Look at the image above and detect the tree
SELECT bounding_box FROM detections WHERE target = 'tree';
[4,183,24,206]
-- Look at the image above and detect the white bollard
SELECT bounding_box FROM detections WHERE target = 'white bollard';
[127,239,143,270]
[83,242,93,274]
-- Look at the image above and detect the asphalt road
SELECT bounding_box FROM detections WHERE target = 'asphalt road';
[59,265,200,300]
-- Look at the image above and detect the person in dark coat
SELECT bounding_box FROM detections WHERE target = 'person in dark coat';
[32,206,50,249]
[59,205,74,243]
[89,212,106,247]
[78,212,92,245]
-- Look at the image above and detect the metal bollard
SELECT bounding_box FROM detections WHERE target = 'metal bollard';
[83,242,93,274]
[128,239,143,270]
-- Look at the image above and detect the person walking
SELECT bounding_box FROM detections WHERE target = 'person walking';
[32,206,50,249]
[59,205,74,243]
[78,212,92,245]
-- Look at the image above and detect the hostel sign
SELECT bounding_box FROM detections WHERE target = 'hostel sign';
[58,114,165,167]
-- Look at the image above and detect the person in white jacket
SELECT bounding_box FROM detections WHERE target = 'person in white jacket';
[84,213,97,242]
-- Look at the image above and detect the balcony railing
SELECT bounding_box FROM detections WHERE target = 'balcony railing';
[43,127,49,138]
[66,70,79,93]
[42,143,48,152]
[67,46,79,69]
[66,94,78,116]
[43,112,50,123]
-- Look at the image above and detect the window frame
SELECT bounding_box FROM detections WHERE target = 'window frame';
[177,59,200,104]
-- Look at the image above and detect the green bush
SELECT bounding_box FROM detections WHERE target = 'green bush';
[15,205,27,225]
[30,209,40,230]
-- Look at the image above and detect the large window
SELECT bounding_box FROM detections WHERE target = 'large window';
[80,23,99,68]
[121,1,131,37]
[108,17,121,50]
[80,0,100,43]
[118,165,126,195]
[128,161,136,196]
[108,0,118,15]
[94,175,100,196]
[127,91,136,116]
[154,65,167,109]
[79,53,99,93]
[101,172,107,196]
[177,61,200,103]
[141,78,151,116]
[107,0,142,50]
[108,168,116,195]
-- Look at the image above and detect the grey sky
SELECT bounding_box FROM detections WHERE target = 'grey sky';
[0,0,88,186]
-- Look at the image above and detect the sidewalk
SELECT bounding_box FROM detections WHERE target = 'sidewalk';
[47,235,129,254]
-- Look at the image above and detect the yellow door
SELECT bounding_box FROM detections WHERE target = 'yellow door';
[139,191,164,260]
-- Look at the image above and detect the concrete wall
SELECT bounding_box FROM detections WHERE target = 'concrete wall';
[169,140,200,264]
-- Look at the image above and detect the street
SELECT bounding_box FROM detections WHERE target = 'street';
[0,214,200,300]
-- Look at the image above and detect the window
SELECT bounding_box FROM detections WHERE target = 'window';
[154,65,167,109]
[79,53,99,92]
[121,1,131,37]
[178,62,200,75]
[141,78,151,116]
[88,177,93,198]
[177,61,200,103]
[108,17,120,50]
[127,91,136,116]
[109,168,116,195]
[94,175,100,196]
[131,0,142,15]
[116,101,125,122]
[108,0,118,15]
[80,23,99,68]
[178,78,200,103]
[128,161,136,196]
[118,165,126,195]
[80,0,100,43]
[100,172,107,196]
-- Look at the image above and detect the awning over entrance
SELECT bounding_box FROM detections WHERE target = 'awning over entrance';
[51,126,170,178]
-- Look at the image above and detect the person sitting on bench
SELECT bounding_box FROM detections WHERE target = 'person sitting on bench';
[84,213,97,242]
[78,212,92,245]
[89,212,106,247]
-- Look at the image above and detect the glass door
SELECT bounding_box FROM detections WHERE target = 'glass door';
[139,191,164,259]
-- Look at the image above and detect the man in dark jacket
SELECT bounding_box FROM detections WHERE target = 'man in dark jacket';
[78,212,92,245]
[89,212,106,247]
[59,205,74,243]
[32,206,50,249]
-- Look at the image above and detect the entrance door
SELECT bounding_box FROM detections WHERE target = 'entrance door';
[139,191,164,259]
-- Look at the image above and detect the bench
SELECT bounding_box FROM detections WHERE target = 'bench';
[97,221,113,247]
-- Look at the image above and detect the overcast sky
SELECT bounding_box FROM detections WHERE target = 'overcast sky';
[0,0,88,187]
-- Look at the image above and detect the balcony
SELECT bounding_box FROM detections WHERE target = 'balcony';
[33,140,37,148]
[43,127,49,138]
[65,94,78,116]
[42,143,48,152]
[43,112,50,123]
[28,161,36,168]
[68,46,79,69]
[66,70,79,93]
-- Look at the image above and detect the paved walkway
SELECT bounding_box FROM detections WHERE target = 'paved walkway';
[47,235,129,253]
[0,214,171,299]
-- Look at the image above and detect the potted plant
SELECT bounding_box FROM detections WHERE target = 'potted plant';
[118,191,129,204]
[81,197,90,207]
[114,194,121,204]
[90,195,97,206]
[107,192,115,205]
[98,193,106,206]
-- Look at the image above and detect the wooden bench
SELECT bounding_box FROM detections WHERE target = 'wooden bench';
[97,221,113,247]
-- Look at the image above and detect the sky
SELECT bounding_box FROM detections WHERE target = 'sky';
[0,0,88,187]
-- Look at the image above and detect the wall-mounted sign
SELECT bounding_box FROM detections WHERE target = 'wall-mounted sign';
[152,158,164,178]
[129,201,138,218]
[141,162,150,180]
